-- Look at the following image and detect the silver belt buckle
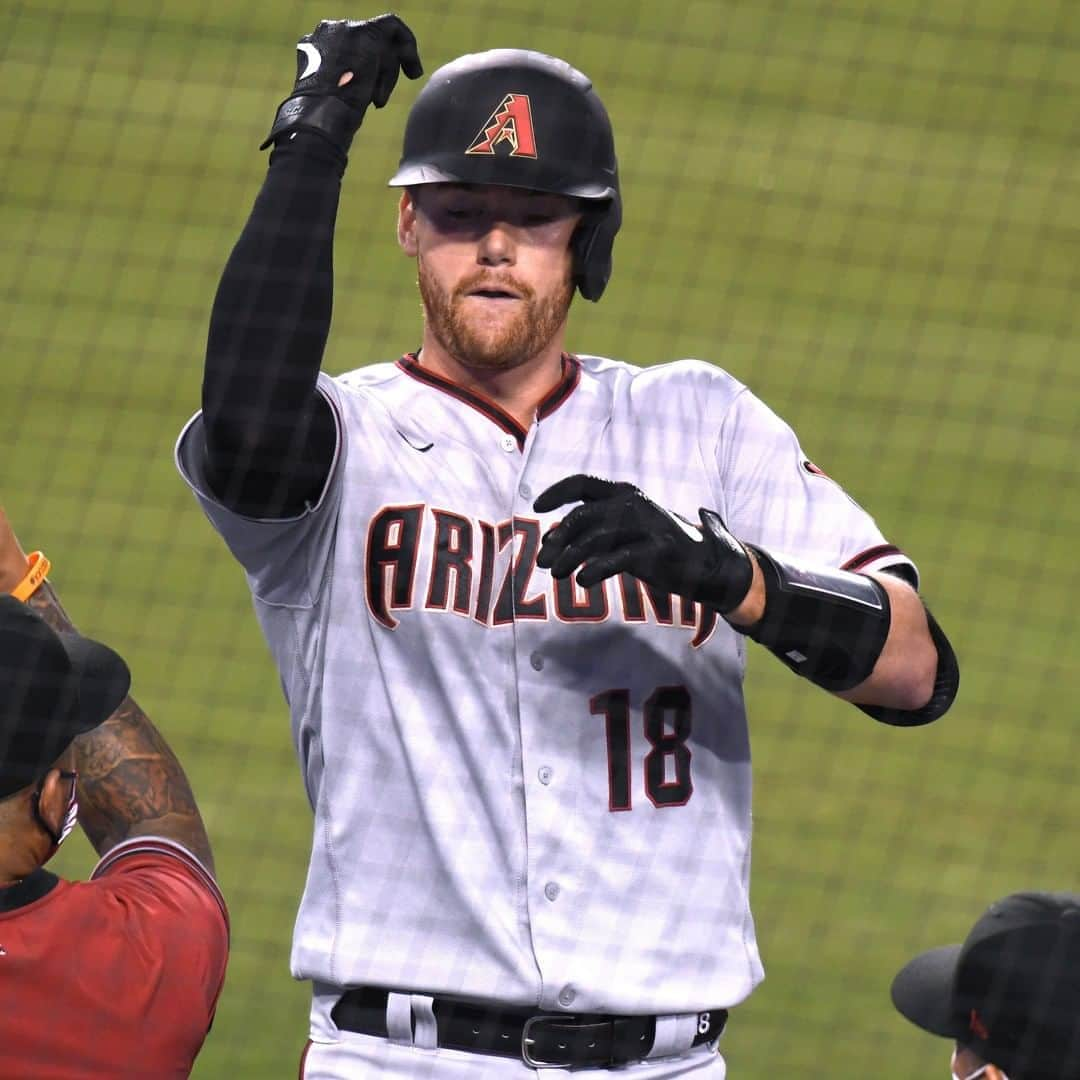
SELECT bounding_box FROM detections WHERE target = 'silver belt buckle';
[521,1014,572,1069]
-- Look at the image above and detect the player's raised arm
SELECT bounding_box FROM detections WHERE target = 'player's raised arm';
[535,475,958,726]
[200,17,422,519]
[0,506,227,1076]
[0,507,216,871]
[71,690,216,871]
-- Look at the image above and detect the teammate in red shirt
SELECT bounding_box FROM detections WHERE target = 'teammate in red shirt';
[0,507,229,1078]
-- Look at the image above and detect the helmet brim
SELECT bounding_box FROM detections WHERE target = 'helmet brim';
[388,160,616,201]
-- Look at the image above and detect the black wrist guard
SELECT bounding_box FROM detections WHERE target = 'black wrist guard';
[739,545,891,692]
[260,94,365,153]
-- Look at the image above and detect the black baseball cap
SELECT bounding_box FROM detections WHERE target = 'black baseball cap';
[0,595,130,799]
[891,892,1080,1079]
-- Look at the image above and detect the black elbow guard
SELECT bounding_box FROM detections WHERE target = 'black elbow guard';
[859,607,958,727]
[739,545,891,692]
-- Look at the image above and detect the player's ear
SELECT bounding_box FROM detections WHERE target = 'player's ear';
[397,190,418,257]
[33,767,69,835]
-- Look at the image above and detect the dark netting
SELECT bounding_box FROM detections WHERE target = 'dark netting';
[2,2,1076,1075]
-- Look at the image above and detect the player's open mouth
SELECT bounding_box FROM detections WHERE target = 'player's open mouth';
[466,287,522,300]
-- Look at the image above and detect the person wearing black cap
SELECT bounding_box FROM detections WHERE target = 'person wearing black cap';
[0,507,229,1078]
[891,891,1080,1079]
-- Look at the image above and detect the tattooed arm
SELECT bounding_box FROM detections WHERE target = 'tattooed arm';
[0,507,216,874]
[71,689,215,874]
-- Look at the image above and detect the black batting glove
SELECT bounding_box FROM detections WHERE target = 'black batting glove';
[534,474,755,615]
[261,15,423,154]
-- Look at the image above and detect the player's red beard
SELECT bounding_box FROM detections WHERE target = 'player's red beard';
[418,260,574,372]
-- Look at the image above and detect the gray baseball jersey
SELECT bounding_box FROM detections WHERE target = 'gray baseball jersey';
[176,353,914,1016]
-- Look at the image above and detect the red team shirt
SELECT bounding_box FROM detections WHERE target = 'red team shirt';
[0,837,229,1078]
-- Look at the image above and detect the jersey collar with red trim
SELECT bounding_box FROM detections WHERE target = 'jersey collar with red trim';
[0,868,60,913]
[396,353,582,451]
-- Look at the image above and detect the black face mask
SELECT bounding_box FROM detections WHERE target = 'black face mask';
[31,769,78,863]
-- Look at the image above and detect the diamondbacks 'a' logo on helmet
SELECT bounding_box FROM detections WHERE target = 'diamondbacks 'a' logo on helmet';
[465,93,537,158]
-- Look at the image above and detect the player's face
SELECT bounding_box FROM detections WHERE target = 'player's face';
[398,185,581,373]
[951,1045,1005,1080]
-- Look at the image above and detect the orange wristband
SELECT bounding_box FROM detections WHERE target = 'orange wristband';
[11,551,50,603]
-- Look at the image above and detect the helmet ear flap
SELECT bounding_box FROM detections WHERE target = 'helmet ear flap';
[572,191,621,302]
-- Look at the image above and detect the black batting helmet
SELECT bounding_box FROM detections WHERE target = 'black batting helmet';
[388,48,621,301]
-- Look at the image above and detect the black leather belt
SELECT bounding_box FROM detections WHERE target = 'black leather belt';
[331,986,727,1068]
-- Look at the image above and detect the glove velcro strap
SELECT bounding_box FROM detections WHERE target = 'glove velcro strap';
[740,545,891,692]
[260,94,363,152]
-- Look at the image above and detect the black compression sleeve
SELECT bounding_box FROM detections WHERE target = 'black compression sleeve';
[201,133,345,518]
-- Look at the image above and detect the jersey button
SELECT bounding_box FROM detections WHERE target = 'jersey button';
[500,434,516,452]
[538,766,553,785]
[530,651,544,671]
[557,986,576,1007]
[544,881,560,902]
[518,482,532,499]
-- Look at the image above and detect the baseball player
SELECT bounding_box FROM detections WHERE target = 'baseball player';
[0,507,229,1077]
[176,16,959,1077]
[891,891,1080,1079]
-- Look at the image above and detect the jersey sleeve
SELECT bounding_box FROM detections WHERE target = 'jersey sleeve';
[175,373,346,608]
[87,837,229,1030]
[716,388,919,586]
